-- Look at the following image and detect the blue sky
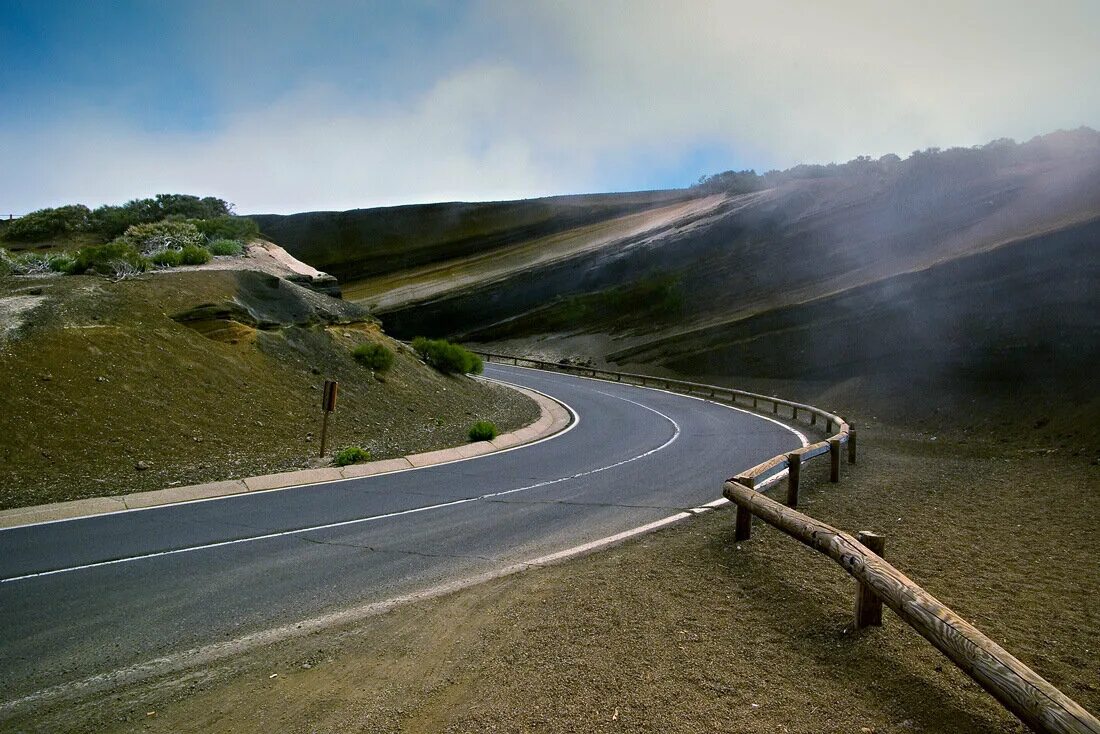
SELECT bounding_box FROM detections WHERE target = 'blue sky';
[2,0,1098,214]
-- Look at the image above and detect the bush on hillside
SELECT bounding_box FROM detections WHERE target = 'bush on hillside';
[333,446,371,467]
[69,242,149,278]
[208,238,244,256]
[89,195,233,239]
[6,252,53,275]
[48,253,75,273]
[193,216,259,242]
[179,245,212,265]
[411,337,483,375]
[120,220,204,254]
[468,420,499,442]
[3,205,91,242]
[150,249,184,267]
[352,342,395,371]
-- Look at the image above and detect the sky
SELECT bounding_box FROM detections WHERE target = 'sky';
[2,0,1098,214]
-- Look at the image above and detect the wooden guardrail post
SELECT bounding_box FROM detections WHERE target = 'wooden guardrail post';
[773,400,779,414]
[829,438,840,482]
[855,531,885,628]
[810,412,817,426]
[752,396,758,410]
[848,423,857,464]
[786,452,801,507]
[734,476,755,541]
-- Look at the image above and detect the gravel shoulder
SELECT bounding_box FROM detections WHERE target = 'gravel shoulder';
[15,381,1098,734]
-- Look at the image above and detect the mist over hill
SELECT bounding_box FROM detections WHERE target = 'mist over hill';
[255,128,1100,389]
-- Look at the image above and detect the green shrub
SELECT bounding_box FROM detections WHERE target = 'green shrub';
[333,446,371,466]
[193,216,259,242]
[89,195,233,239]
[69,242,149,277]
[411,337,484,375]
[47,253,75,273]
[352,342,395,371]
[468,420,499,442]
[120,220,205,254]
[208,238,244,256]
[3,205,90,242]
[150,249,184,267]
[179,245,212,265]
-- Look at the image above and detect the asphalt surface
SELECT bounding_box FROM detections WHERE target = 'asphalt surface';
[0,364,802,709]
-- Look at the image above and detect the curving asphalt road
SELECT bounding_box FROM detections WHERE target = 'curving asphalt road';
[0,364,803,710]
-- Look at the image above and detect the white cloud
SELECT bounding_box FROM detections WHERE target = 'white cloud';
[3,0,1097,213]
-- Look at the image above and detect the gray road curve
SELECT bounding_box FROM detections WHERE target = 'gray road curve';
[0,364,803,708]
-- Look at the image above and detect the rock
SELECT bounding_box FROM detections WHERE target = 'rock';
[96,376,108,383]
[135,461,150,471]
[39,373,52,382]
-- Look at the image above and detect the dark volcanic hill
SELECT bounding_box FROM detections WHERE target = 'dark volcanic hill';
[256,128,1100,388]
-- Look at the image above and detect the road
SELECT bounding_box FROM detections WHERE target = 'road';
[0,363,803,711]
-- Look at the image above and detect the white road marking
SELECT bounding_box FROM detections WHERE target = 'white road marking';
[0,379,580,532]
[0,390,680,584]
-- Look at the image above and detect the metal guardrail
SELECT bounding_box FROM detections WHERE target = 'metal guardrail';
[473,349,1100,734]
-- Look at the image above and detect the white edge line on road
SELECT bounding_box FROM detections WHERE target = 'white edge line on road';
[491,361,810,449]
[0,368,810,714]
[0,379,580,533]
[0,388,680,584]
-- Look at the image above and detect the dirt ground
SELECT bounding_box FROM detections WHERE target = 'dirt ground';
[13,381,1098,734]
[0,271,539,510]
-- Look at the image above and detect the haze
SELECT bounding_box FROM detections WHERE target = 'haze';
[2,0,1098,213]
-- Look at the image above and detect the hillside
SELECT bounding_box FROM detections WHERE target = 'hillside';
[0,258,537,510]
[250,189,698,286]
[261,129,1099,394]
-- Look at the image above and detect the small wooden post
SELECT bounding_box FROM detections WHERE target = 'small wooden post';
[734,476,755,541]
[829,438,840,482]
[792,407,798,421]
[319,379,339,458]
[773,400,779,414]
[826,418,833,433]
[752,397,758,410]
[855,531,885,628]
[785,452,801,507]
[810,412,817,426]
[848,424,857,464]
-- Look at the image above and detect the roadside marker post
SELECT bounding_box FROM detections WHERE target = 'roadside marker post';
[320,380,338,458]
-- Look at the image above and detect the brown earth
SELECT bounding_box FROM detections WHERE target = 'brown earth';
[15,379,1098,734]
[0,269,538,510]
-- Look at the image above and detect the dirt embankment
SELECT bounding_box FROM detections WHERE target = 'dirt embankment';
[16,378,1097,734]
[0,268,538,510]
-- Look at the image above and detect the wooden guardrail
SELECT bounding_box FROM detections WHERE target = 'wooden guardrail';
[473,349,1100,734]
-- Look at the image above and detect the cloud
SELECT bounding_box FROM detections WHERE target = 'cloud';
[2,0,1098,213]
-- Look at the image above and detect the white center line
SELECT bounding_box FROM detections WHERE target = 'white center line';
[1,392,680,584]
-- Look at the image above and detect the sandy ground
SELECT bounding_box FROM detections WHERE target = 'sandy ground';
[14,386,1098,734]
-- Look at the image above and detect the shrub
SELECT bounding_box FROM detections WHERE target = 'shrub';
[69,242,149,277]
[411,337,484,375]
[333,446,371,467]
[179,245,212,265]
[0,249,11,276]
[468,420,499,442]
[208,238,244,256]
[3,205,90,242]
[47,253,75,273]
[120,220,204,254]
[150,249,184,267]
[193,216,259,242]
[352,342,395,371]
